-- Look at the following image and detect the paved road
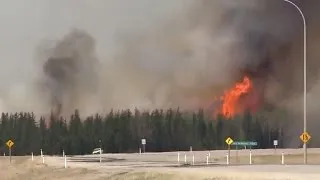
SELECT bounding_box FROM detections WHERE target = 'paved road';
[42,149,320,180]
[67,148,320,166]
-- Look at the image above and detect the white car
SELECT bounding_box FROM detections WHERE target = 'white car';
[92,148,103,154]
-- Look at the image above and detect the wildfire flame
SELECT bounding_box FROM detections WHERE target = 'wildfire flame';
[220,76,252,118]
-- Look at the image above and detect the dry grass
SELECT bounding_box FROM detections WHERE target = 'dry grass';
[1,150,320,180]
[0,156,98,180]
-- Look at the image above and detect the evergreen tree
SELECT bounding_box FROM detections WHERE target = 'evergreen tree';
[83,116,95,153]
[242,110,253,141]
[150,109,164,151]
[215,113,225,149]
[0,106,298,155]
[39,116,48,155]
[103,110,116,152]
[68,109,84,155]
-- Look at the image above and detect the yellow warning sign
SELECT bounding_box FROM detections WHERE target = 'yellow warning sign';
[6,140,14,148]
[300,132,311,143]
[225,137,234,145]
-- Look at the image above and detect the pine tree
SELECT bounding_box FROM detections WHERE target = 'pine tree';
[68,109,84,155]
[39,116,48,155]
[83,116,95,153]
[206,121,216,149]
[242,109,253,141]
[103,110,115,152]
[215,113,224,149]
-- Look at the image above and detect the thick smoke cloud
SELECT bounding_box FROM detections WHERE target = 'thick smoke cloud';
[42,29,98,117]
[0,0,319,146]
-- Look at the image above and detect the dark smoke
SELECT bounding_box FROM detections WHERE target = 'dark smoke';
[187,0,320,147]
[215,0,320,147]
[39,1,320,148]
[42,29,98,117]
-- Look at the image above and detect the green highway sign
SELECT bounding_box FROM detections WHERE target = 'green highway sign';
[232,141,258,146]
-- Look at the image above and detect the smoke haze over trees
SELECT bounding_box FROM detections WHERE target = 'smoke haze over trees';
[0,0,319,148]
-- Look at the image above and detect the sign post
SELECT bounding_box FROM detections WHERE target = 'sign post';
[6,140,14,163]
[236,145,239,164]
[225,137,234,164]
[230,141,258,164]
[273,140,278,153]
[99,140,102,164]
[64,155,67,168]
[300,131,311,164]
[141,139,146,153]
[249,150,252,165]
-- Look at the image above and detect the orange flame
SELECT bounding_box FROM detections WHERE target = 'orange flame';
[220,76,252,118]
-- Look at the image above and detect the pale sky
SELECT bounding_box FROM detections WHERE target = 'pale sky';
[0,0,194,86]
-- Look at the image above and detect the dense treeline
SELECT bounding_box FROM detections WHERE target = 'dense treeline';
[0,108,288,155]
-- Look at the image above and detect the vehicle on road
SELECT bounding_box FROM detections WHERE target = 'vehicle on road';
[92,148,103,154]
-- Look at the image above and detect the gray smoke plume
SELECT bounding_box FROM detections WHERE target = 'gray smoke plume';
[0,0,319,147]
[41,29,98,117]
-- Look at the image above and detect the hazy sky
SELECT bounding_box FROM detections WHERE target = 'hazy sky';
[0,0,194,86]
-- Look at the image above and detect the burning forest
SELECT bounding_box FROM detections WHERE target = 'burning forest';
[0,0,319,147]
[219,76,254,118]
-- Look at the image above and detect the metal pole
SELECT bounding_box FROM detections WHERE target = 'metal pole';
[249,150,252,165]
[99,140,102,163]
[226,153,229,165]
[192,154,195,165]
[9,147,11,163]
[284,0,307,165]
[64,155,67,168]
[206,154,209,165]
[236,145,239,164]
[228,145,230,165]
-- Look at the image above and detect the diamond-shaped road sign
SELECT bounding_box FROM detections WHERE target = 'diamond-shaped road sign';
[6,140,14,148]
[225,137,234,145]
[300,132,311,143]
